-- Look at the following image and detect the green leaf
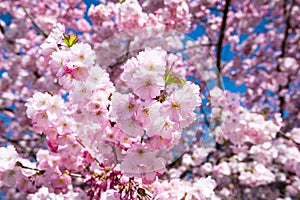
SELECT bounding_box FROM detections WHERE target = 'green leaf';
[120,0,126,3]
[164,66,186,85]
[164,65,173,82]
[167,75,186,85]
[63,34,78,47]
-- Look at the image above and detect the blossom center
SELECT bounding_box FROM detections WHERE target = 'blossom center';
[128,103,135,111]
[143,108,150,116]
[149,64,154,70]
[79,54,84,60]
[171,102,180,110]
[144,79,152,87]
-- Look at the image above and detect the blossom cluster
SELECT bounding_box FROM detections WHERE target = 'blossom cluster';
[9,23,205,197]
[84,165,153,200]
[88,0,192,35]
[1,0,299,199]
[152,176,220,200]
[210,87,280,145]
[0,145,37,193]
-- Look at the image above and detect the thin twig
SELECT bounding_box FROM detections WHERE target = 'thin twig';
[21,5,48,38]
[277,131,300,147]
[111,146,119,164]
[76,137,103,166]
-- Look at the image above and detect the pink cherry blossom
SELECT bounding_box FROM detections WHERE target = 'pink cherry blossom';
[1,0,300,199]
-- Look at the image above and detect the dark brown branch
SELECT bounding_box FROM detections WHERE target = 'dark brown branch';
[216,0,231,90]
[277,131,300,148]
[280,0,294,59]
[0,23,4,34]
[167,151,191,169]
[21,6,48,38]
[76,137,103,166]
[0,107,14,113]
[277,0,295,116]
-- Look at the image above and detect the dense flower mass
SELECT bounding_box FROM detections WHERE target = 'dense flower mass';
[0,0,300,199]
[19,23,202,197]
[210,87,280,145]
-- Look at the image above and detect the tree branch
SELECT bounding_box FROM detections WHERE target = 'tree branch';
[0,23,5,34]
[277,131,300,148]
[277,0,295,116]
[0,107,14,113]
[216,0,231,90]
[167,150,191,169]
[21,6,48,38]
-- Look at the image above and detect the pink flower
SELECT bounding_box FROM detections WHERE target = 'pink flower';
[121,47,168,100]
[209,87,225,107]
[117,119,144,138]
[130,68,165,100]
[120,144,166,184]
[121,57,139,83]
[0,146,35,188]
[25,92,52,118]
[76,19,91,32]
[69,43,95,68]
[40,23,65,56]
[136,47,167,76]
[201,162,213,174]
[54,116,75,135]
[145,105,175,139]
[101,189,121,200]
[135,101,156,127]
[226,92,240,106]
[189,176,218,199]
[147,135,172,150]
[111,92,137,120]
[45,95,65,120]
[86,66,115,93]
[49,168,72,194]
[50,50,70,76]
[291,128,300,144]
[239,163,275,187]
[69,66,89,81]
[16,174,37,194]
[72,82,92,103]
[214,162,231,176]
[163,81,201,123]
[0,169,17,187]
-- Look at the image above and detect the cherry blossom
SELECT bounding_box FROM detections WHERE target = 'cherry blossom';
[1,0,300,199]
